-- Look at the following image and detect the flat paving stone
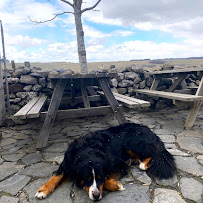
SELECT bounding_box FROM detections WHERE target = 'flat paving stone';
[153,128,174,135]
[43,143,69,153]
[175,156,203,176]
[0,195,19,203]
[19,162,58,177]
[24,178,72,203]
[0,174,31,195]
[180,177,203,202]
[2,153,26,162]
[99,184,149,203]
[165,144,190,156]
[21,152,42,165]
[153,188,186,203]
[157,134,176,143]
[131,167,152,185]
[0,138,17,147]
[155,175,178,186]
[46,155,64,165]
[0,157,4,164]
[177,130,203,154]
[0,162,25,181]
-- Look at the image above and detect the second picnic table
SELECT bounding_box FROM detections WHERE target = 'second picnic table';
[136,67,203,128]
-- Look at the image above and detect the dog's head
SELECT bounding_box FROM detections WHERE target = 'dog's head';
[74,150,107,201]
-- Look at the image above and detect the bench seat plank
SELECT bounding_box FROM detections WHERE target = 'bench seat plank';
[27,95,47,118]
[113,93,150,108]
[136,89,203,102]
[14,97,40,119]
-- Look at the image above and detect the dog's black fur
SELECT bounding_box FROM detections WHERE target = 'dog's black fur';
[56,123,176,189]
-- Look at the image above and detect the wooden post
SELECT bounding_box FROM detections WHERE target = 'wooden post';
[11,60,15,72]
[0,53,5,122]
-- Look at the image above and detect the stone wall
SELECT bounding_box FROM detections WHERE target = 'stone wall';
[2,64,202,114]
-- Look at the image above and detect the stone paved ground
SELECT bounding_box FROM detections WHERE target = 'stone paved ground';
[0,107,203,203]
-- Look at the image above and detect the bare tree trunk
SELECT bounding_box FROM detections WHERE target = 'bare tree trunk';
[0,53,5,122]
[74,0,88,74]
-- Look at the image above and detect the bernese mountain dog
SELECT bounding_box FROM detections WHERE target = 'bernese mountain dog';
[35,123,176,201]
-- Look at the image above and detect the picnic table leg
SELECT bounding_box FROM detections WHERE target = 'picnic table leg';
[36,79,67,149]
[184,76,203,129]
[98,78,127,124]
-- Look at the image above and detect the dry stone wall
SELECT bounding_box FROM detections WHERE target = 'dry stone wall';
[2,64,202,114]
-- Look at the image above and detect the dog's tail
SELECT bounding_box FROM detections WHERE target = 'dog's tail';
[148,149,176,179]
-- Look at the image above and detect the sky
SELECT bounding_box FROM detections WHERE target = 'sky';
[0,0,203,63]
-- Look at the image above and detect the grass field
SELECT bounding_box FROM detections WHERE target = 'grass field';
[5,58,203,72]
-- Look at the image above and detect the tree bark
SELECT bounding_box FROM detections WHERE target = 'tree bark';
[73,0,88,74]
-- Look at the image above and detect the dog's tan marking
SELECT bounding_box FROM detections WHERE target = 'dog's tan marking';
[139,157,152,170]
[35,174,64,199]
[104,178,125,191]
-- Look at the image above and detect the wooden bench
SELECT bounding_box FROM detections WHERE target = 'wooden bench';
[113,93,150,109]
[14,95,47,119]
[99,91,150,109]
[136,89,203,102]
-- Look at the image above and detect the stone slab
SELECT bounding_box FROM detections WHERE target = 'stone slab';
[177,130,203,154]
[0,162,25,181]
[2,153,25,162]
[131,167,152,185]
[0,174,31,195]
[153,188,186,203]
[21,152,42,165]
[100,184,149,203]
[175,156,203,176]
[0,195,19,203]
[43,143,69,153]
[19,162,58,177]
[0,138,17,147]
[180,177,203,202]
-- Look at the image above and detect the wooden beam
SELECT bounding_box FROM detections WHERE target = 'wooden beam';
[36,79,67,149]
[40,105,115,120]
[0,54,5,122]
[136,89,203,102]
[167,74,187,92]
[98,78,127,124]
[150,78,160,90]
[81,87,90,108]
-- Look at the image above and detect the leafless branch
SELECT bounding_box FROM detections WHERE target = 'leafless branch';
[28,11,74,24]
[60,0,74,7]
[81,0,101,13]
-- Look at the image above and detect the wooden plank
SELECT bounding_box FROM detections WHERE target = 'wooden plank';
[114,95,139,109]
[86,86,96,95]
[59,95,102,105]
[27,95,47,118]
[113,93,150,108]
[81,87,90,108]
[0,55,5,122]
[152,68,203,75]
[136,89,203,102]
[150,78,160,90]
[36,79,67,149]
[14,97,40,119]
[98,78,127,124]
[40,105,116,120]
[167,74,187,92]
[173,89,192,94]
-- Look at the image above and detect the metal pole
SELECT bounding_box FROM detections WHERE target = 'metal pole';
[0,20,10,116]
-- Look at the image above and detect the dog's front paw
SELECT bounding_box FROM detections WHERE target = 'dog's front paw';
[117,183,125,191]
[35,185,53,199]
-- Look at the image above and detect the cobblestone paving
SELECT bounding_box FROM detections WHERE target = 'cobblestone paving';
[0,107,203,203]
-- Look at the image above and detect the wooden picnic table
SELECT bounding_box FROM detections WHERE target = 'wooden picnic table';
[136,68,203,128]
[36,73,127,149]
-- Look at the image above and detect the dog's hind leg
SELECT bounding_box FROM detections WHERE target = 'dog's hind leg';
[104,174,125,192]
[35,173,64,199]
[139,157,152,170]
